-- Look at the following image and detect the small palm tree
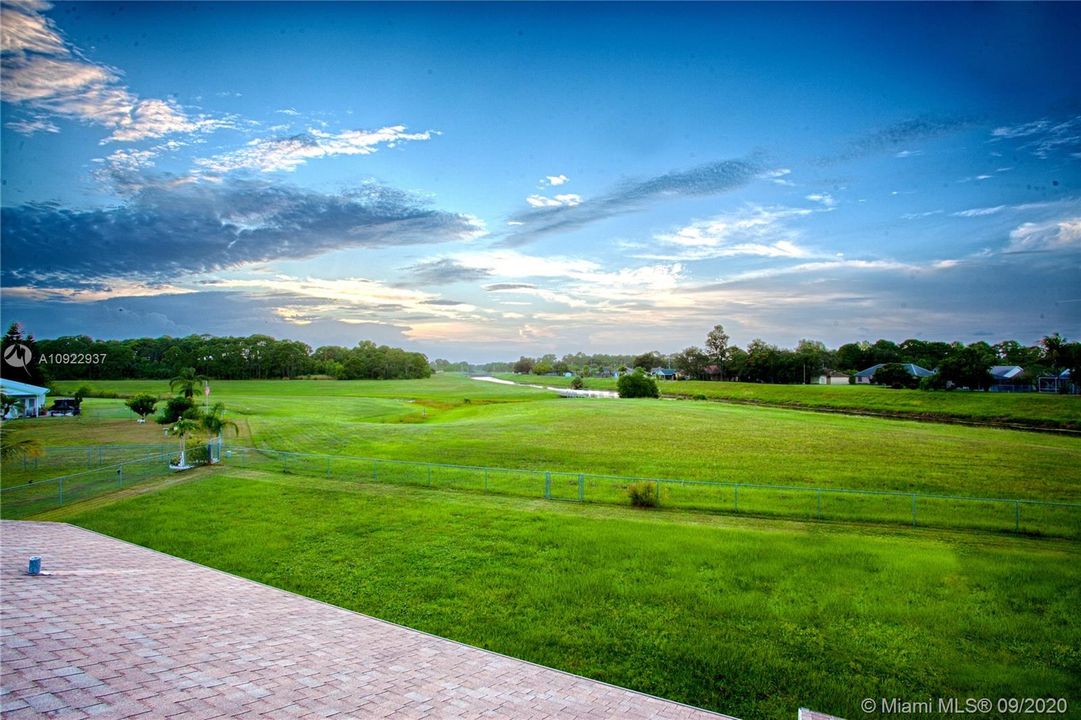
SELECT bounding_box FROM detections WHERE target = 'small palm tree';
[0,433,43,462]
[169,367,208,399]
[169,416,200,469]
[200,402,239,463]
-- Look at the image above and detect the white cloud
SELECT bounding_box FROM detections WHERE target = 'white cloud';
[0,1,233,143]
[894,150,923,158]
[762,168,794,186]
[805,193,837,208]
[194,125,433,174]
[5,116,57,134]
[645,205,816,261]
[953,205,1006,218]
[1006,218,1081,253]
[542,174,569,186]
[525,193,582,208]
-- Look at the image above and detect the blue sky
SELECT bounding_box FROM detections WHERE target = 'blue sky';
[1,1,1079,362]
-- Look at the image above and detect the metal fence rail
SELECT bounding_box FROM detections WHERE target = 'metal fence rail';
[231,447,1081,540]
[0,453,176,519]
[2,444,176,486]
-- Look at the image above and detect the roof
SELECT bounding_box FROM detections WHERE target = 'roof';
[990,365,1024,380]
[854,363,934,378]
[0,378,50,396]
[651,367,676,376]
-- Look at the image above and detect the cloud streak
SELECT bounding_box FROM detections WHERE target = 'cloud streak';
[0,180,486,290]
[500,158,761,246]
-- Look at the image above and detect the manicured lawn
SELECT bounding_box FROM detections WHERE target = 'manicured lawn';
[61,470,1081,720]
[492,373,1081,429]
[31,378,1081,503]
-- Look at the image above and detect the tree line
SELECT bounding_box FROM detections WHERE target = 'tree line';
[500,325,1081,389]
[1,324,432,383]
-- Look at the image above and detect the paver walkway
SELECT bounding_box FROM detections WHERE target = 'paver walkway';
[1,521,734,719]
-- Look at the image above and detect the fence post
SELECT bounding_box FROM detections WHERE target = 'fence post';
[87,448,92,468]
[911,495,917,526]
[1014,501,1021,533]
[58,477,64,505]
[544,472,552,499]
[118,465,123,487]
[734,484,740,513]
[283,453,288,473]
[816,489,822,519]
[578,474,585,502]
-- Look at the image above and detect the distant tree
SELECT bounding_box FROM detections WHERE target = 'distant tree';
[617,371,660,398]
[125,394,158,421]
[1042,333,1066,370]
[704,325,730,378]
[937,344,994,390]
[513,356,535,374]
[673,346,709,380]
[632,351,666,371]
[170,367,208,399]
[795,339,829,383]
[873,363,919,389]
[1,322,48,386]
[532,360,553,375]
[834,342,869,372]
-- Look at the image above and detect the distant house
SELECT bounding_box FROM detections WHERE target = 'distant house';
[853,363,934,384]
[650,367,677,380]
[989,365,1031,393]
[0,378,50,419]
[703,365,723,380]
[1038,369,1075,394]
[815,370,850,385]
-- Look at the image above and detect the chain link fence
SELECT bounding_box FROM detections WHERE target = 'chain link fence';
[230,448,1081,539]
[1,453,177,519]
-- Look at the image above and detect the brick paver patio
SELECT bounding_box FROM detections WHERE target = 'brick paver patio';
[1,521,734,719]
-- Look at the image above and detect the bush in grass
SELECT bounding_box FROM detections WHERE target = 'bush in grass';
[172,444,210,467]
[627,481,660,508]
[693,394,707,400]
[571,376,585,390]
[617,371,659,398]
[157,396,196,424]
[125,393,158,420]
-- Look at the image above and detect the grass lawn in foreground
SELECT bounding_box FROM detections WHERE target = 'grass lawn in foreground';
[59,470,1081,720]
[24,380,1081,502]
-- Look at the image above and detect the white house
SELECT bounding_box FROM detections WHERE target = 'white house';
[0,378,50,419]
[816,371,850,385]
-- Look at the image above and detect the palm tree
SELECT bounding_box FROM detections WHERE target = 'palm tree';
[169,367,208,399]
[0,433,43,462]
[200,402,239,463]
[168,416,200,469]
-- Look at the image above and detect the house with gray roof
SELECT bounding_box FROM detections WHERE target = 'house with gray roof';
[853,363,934,384]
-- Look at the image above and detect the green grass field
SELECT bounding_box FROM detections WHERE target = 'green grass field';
[40,376,1081,503]
[52,470,1081,720]
[6,374,1079,717]
[491,373,1081,430]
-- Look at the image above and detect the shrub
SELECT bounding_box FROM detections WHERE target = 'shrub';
[627,481,660,508]
[157,396,196,424]
[570,376,585,390]
[617,371,660,398]
[125,393,158,419]
[693,394,707,400]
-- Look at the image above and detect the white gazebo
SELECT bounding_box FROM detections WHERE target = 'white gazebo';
[0,378,50,419]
